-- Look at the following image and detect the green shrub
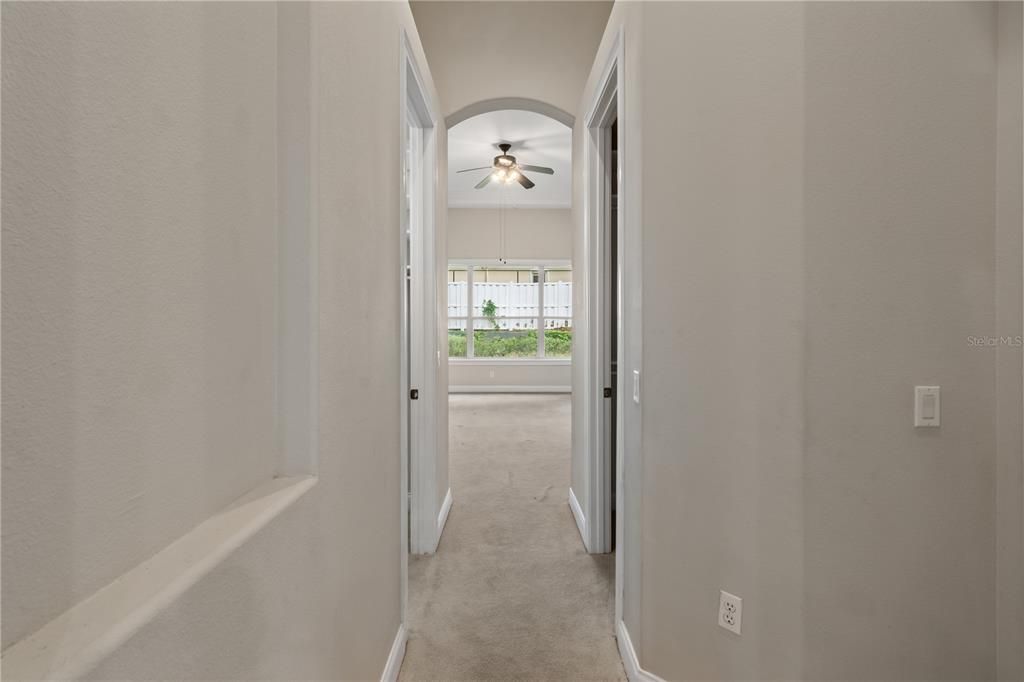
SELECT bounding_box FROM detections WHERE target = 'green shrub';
[474,329,537,358]
[448,331,467,357]
[544,329,572,357]
[448,327,572,358]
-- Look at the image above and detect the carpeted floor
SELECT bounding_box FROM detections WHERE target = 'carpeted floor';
[400,394,625,681]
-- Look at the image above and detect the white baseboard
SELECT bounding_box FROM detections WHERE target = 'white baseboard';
[381,624,407,682]
[436,487,452,543]
[568,486,588,549]
[449,385,571,394]
[616,620,666,682]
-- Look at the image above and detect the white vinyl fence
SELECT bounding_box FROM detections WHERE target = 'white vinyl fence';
[448,282,572,330]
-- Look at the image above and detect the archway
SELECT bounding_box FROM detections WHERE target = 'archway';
[446,97,574,130]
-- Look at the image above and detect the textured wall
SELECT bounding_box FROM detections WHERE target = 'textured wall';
[578,2,1013,679]
[2,2,442,678]
[1,1,280,649]
[803,4,1000,678]
[640,4,806,677]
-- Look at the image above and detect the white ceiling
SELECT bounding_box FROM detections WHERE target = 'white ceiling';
[447,109,571,209]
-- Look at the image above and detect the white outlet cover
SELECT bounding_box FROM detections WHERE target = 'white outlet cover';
[718,591,742,635]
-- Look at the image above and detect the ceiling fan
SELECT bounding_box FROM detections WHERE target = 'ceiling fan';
[456,143,554,190]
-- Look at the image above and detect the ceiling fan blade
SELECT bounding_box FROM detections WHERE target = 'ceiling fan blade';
[474,172,495,189]
[519,164,554,175]
[456,166,492,174]
[515,172,535,189]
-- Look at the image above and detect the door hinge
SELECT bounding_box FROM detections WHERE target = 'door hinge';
[410,388,419,400]
[603,387,613,398]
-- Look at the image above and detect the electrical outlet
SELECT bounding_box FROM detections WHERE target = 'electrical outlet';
[718,591,742,635]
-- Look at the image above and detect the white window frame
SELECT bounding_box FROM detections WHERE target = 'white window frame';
[448,259,572,363]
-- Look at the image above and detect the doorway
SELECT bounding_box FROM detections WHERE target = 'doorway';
[602,119,619,551]
[399,31,441,645]
[582,57,621,557]
[582,33,635,654]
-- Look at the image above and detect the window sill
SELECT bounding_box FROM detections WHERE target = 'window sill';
[449,358,571,366]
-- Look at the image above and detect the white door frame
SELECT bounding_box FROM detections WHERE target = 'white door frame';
[582,27,629,624]
[399,29,440,630]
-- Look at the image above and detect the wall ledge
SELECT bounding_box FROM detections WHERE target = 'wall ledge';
[1,475,317,681]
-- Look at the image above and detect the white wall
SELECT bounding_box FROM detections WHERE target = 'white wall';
[995,3,1024,679]
[448,208,572,392]
[410,1,612,121]
[2,2,443,678]
[577,2,1019,679]
[448,208,572,261]
[449,363,570,392]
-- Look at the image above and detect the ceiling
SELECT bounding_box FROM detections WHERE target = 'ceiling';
[448,109,571,209]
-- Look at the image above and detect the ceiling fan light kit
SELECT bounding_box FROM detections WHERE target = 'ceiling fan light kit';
[458,142,553,191]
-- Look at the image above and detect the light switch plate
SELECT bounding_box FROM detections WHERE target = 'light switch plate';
[914,386,940,427]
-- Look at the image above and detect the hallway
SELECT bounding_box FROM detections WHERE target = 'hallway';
[401,394,624,681]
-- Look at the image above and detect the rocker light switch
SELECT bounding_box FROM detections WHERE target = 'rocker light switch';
[914,386,940,427]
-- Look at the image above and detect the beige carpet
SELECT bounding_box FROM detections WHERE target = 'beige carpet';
[400,394,625,682]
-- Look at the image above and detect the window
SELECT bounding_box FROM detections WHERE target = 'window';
[447,264,572,359]
[543,267,572,358]
[447,266,468,357]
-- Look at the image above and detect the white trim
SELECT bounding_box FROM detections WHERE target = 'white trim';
[465,265,476,358]
[568,487,589,549]
[398,30,412,627]
[449,358,571,367]
[616,620,665,682]
[436,487,453,544]
[449,385,571,394]
[613,22,633,637]
[580,28,633,645]
[401,29,441,559]
[380,624,407,682]
[1,477,317,681]
[537,265,546,357]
